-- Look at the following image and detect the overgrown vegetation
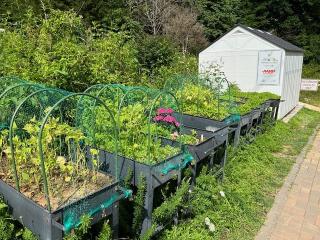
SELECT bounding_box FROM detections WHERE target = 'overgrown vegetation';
[302,63,320,80]
[0,9,198,91]
[1,1,319,88]
[0,198,37,240]
[158,108,320,239]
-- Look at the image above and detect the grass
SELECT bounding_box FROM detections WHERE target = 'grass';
[300,88,320,107]
[159,108,320,240]
[300,63,320,107]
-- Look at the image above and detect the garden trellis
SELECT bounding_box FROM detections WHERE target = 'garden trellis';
[0,77,45,132]
[82,83,199,234]
[0,80,130,239]
[163,73,240,122]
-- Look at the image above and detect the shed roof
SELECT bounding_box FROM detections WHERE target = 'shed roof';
[237,24,303,52]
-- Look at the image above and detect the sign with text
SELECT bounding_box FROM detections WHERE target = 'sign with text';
[301,79,319,91]
[257,50,282,85]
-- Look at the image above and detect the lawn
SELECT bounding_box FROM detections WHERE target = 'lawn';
[300,88,320,107]
[159,108,320,240]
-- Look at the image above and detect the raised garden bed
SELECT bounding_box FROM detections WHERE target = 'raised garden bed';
[170,113,230,179]
[260,99,280,122]
[86,144,188,235]
[80,85,197,235]
[0,175,120,239]
[0,88,127,239]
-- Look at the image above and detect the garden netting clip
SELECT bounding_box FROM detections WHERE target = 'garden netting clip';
[161,151,194,175]
[223,114,241,124]
[63,188,132,233]
[0,123,8,132]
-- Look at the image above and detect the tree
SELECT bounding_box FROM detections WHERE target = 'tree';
[129,0,177,35]
[136,35,175,74]
[164,5,208,54]
[196,0,240,41]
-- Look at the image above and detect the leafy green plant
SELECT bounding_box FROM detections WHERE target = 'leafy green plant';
[176,83,229,120]
[132,176,146,237]
[229,84,280,115]
[1,116,112,211]
[0,198,37,240]
[0,200,15,240]
[97,220,112,240]
[88,101,200,165]
[153,179,190,225]
[64,215,92,240]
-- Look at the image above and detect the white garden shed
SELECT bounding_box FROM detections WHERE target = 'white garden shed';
[199,24,304,119]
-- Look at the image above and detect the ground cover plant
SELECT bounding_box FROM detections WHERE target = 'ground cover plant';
[0,198,37,240]
[156,108,320,239]
[230,85,280,115]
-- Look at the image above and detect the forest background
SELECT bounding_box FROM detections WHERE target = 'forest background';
[0,0,319,91]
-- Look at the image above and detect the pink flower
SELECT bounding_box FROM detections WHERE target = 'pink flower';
[154,108,181,129]
[163,115,175,123]
[165,108,174,114]
[157,108,167,115]
[157,108,174,115]
[153,115,164,121]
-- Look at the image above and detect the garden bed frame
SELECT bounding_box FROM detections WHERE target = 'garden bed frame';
[86,146,188,235]
[163,120,229,183]
[0,90,126,240]
[0,175,120,240]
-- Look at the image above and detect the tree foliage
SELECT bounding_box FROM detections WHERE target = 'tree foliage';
[0,0,319,86]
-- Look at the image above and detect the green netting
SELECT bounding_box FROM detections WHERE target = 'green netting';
[80,84,197,168]
[163,71,240,122]
[0,79,121,225]
[0,76,26,92]
[37,93,118,211]
[0,78,45,132]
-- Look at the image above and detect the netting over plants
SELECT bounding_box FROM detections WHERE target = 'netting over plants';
[80,84,202,172]
[0,79,123,232]
[0,76,27,92]
[0,77,45,131]
[163,70,240,123]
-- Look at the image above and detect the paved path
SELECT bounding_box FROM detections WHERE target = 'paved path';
[256,129,320,240]
[301,102,320,113]
[282,102,320,124]
[282,103,304,123]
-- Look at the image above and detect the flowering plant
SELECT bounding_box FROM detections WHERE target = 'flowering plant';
[153,108,180,128]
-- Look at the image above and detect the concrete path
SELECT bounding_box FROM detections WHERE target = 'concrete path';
[282,103,304,123]
[301,102,320,113]
[282,102,320,123]
[256,129,320,240]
